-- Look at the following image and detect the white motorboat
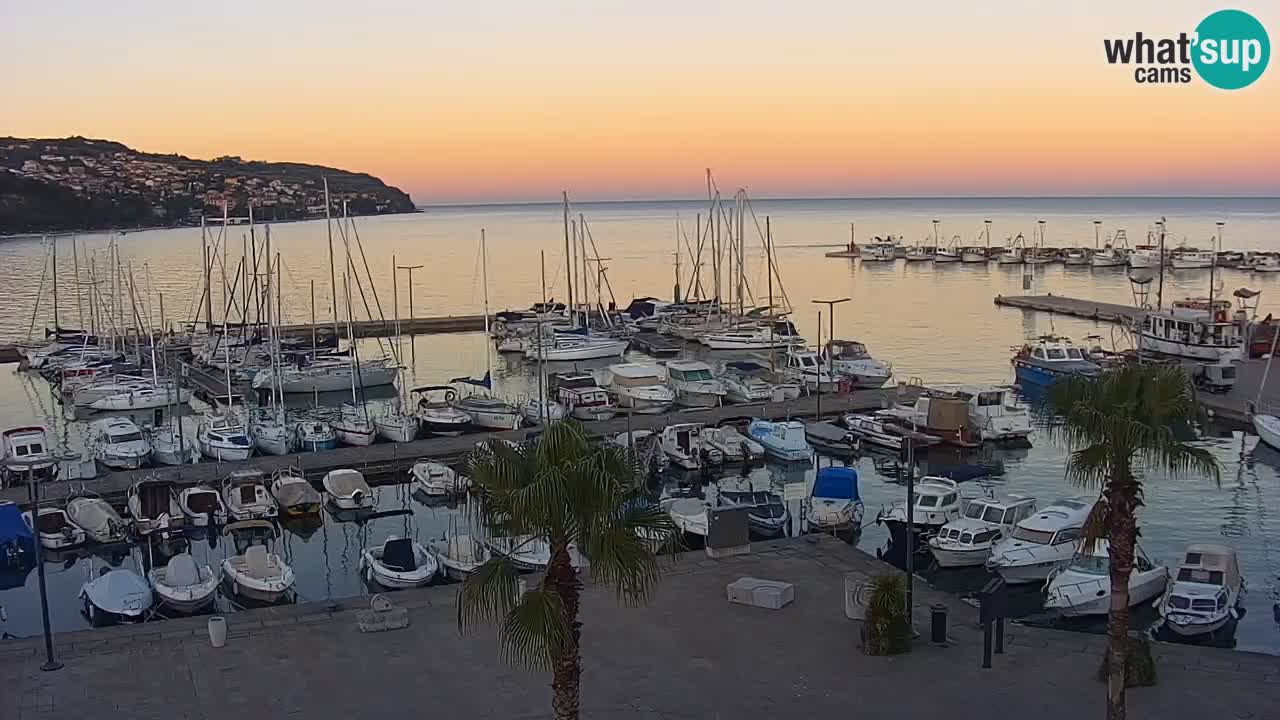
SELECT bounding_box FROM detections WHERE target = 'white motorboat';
[804,466,863,534]
[747,419,812,462]
[251,356,398,394]
[601,364,675,414]
[410,460,469,497]
[362,536,440,588]
[659,423,720,470]
[429,534,492,581]
[1254,255,1280,273]
[1128,244,1163,269]
[521,397,566,425]
[823,340,892,387]
[953,386,1032,443]
[986,497,1094,584]
[455,394,523,431]
[293,416,337,452]
[928,495,1037,568]
[92,417,152,470]
[270,469,322,517]
[665,360,726,408]
[661,497,711,537]
[699,319,805,350]
[934,246,961,263]
[700,426,764,463]
[22,507,86,549]
[1062,248,1090,266]
[322,468,375,510]
[1090,244,1127,267]
[250,411,293,456]
[1045,541,1168,617]
[550,373,616,421]
[413,386,474,436]
[842,413,906,451]
[876,476,963,539]
[80,568,153,624]
[149,419,198,466]
[904,245,933,262]
[526,332,628,361]
[720,360,783,404]
[333,403,377,447]
[222,470,279,520]
[88,382,192,411]
[1137,298,1245,362]
[222,520,294,602]
[485,535,572,572]
[148,553,219,613]
[127,477,182,536]
[1157,543,1245,638]
[66,495,129,543]
[198,412,253,462]
[782,350,837,392]
[1170,250,1214,269]
[1,425,58,484]
[179,485,227,526]
[375,407,421,443]
[1253,413,1280,452]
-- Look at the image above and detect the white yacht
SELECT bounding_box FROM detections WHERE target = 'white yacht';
[1128,244,1163,269]
[928,495,1037,568]
[222,520,294,602]
[251,355,398,394]
[859,241,896,262]
[1170,250,1214,269]
[92,417,152,470]
[659,423,721,470]
[720,360,783,404]
[601,364,675,414]
[952,386,1032,443]
[1137,298,1245,362]
[782,350,837,392]
[1,426,57,484]
[525,332,628,361]
[198,412,253,462]
[413,386,473,436]
[409,460,469,497]
[876,476,963,540]
[665,360,726,408]
[550,373,616,421]
[822,340,892,387]
[1090,239,1128,267]
[986,497,1094,584]
[1157,543,1245,638]
[250,410,293,456]
[1045,541,1169,617]
[699,319,804,350]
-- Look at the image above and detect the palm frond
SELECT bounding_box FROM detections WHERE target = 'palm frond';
[498,585,570,670]
[457,556,521,631]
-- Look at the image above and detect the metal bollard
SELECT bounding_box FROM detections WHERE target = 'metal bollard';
[930,603,948,645]
[995,616,1005,654]
[982,620,993,669]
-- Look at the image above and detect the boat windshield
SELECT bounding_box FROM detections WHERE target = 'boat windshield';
[679,369,713,381]
[1070,554,1109,575]
[1065,348,1084,360]
[1010,526,1054,544]
[983,506,1009,524]
[1045,348,1067,360]
[800,355,816,367]
[916,495,938,507]
[964,503,987,519]
[110,432,143,443]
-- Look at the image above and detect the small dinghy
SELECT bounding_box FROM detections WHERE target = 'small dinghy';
[409,460,469,497]
[66,495,129,544]
[127,477,183,537]
[660,497,712,537]
[22,507,87,550]
[148,552,219,613]
[486,535,555,571]
[360,536,439,588]
[80,568,153,625]
[222,520,294,602]
[429,533,491,581]
[270,469,322,517]
[223,470,279,520]
[322,468,375,511]
[718,490,788,536]
[179,485,227,526]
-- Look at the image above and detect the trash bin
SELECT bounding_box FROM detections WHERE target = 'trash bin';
[930,603,948,645]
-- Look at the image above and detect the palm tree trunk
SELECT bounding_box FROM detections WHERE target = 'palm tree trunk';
[1105,482,1139,720]
[549,546,582,720]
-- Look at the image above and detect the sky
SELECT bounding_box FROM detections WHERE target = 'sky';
[2,1,1277,203]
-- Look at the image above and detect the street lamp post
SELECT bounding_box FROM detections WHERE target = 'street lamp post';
[811,298,851,420]
[14,460,62,671]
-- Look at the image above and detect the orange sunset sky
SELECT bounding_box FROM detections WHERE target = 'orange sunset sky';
[3,1,1276,202]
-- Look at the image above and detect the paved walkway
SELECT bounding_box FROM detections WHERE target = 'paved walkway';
[2,538,1276,719]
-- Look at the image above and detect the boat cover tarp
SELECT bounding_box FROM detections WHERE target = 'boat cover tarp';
[187,491,221,514]
[83,569,152,614]
[165,554,200,587]
[382,538,417,572]
[0,501,35,567]
[275,481,321,508]
[812,467,860,501]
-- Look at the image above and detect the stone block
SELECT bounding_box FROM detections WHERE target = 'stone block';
[726,577,795,610]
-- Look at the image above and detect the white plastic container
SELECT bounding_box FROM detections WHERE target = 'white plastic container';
[208,616,227,647]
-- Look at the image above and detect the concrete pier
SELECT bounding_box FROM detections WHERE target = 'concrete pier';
[994,294,1143,324]
[1,537,1272,720]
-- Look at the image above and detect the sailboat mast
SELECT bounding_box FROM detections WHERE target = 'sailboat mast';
[673,214,682,303]
[481,228,491,380]
[766,217,775,373]
[539,250,548,423]
[51,236,59,332]
[324,177,339,337]
[562,192,573,324]
[71,236,84,330]
[202,216,212,330]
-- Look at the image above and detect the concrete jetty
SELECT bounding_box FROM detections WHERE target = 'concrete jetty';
[994,294,1144,324]
[1,537,1272,720]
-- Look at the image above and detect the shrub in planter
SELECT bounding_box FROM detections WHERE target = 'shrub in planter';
[863,572,911,655]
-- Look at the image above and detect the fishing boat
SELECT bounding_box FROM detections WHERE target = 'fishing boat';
[549,373,616,421]
[782,350,837,392]
[22,507,86,549]
[1137,298,1245,362]
[747,419,812,462]
[92,417,152,470]
[1045,541,1168,617]
[148,553,219,613]
[270,469,322,517]
[859,241,896,262]
[66,494,129,543]
[601,364,675,414]
[413,386,474,436]
[322,468,375,511]
[1254,255,1280,273]
[720,360,783,404]
[1062,248,1090,266]
[928,495,1037,568]
[80,568,153,625]
[429,533,492,581]
[904,245,933,262]
[127,477,182,536]
[804,466,863,535]
[659,423,719,470]
[1170,250,1215,269]
[822,340,892,387]
[1011,336,1103,388]
[1,426,57,484]
[986,497,1094,584]
[222,470,279,520]
[409,460,469,497]
[292,416,337,451]
[1090,244,1127,267]
[197,412,252,462]
[700,425,764,463]
[876,476,963,540]
[178,485,227,526]
[1128,244,1163,269]
[951,386,1032,443]
[665,360,726,408]
[361,536,440,588]
[699,319,805,350]
[1157,543,1245,638]
[222,520,294,602]
[934,239,961,263]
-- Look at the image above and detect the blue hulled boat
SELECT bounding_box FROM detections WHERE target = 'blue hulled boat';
[1011,336,1102,389]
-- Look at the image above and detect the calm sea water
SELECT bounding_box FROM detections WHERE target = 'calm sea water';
[1,197,1279,652]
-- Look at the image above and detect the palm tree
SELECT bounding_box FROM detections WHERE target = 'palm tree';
[457,420,676,720]
[1046,364,1219,720]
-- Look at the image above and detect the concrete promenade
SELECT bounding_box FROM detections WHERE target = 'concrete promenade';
[2,538,1275,719]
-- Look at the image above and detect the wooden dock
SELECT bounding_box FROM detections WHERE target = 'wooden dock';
[993,294,1142,324]
[279,314,487,340]
[0,387,910,508]
[630,332,684,357]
